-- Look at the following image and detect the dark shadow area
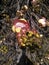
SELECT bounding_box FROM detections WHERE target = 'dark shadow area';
[17,54,33,65]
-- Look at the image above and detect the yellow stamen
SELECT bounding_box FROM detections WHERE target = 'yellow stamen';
[28,31,33,37]
[23,37,27,43]
[35,33,40,38]
[21,43,25,46]
[16,27,21,33]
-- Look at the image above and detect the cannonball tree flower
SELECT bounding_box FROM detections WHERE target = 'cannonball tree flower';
[38,17,47,27]
[12,18,30,46]
[12,18,43,47]
[31,0,38,5]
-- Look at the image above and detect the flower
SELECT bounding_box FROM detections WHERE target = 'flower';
[38,17,46,27]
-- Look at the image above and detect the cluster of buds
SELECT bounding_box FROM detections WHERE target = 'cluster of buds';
[16,10,23,18]
[12,18,43,47]
[16,5,28,18]
[0,45,8,54]
[2,14,10,22]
